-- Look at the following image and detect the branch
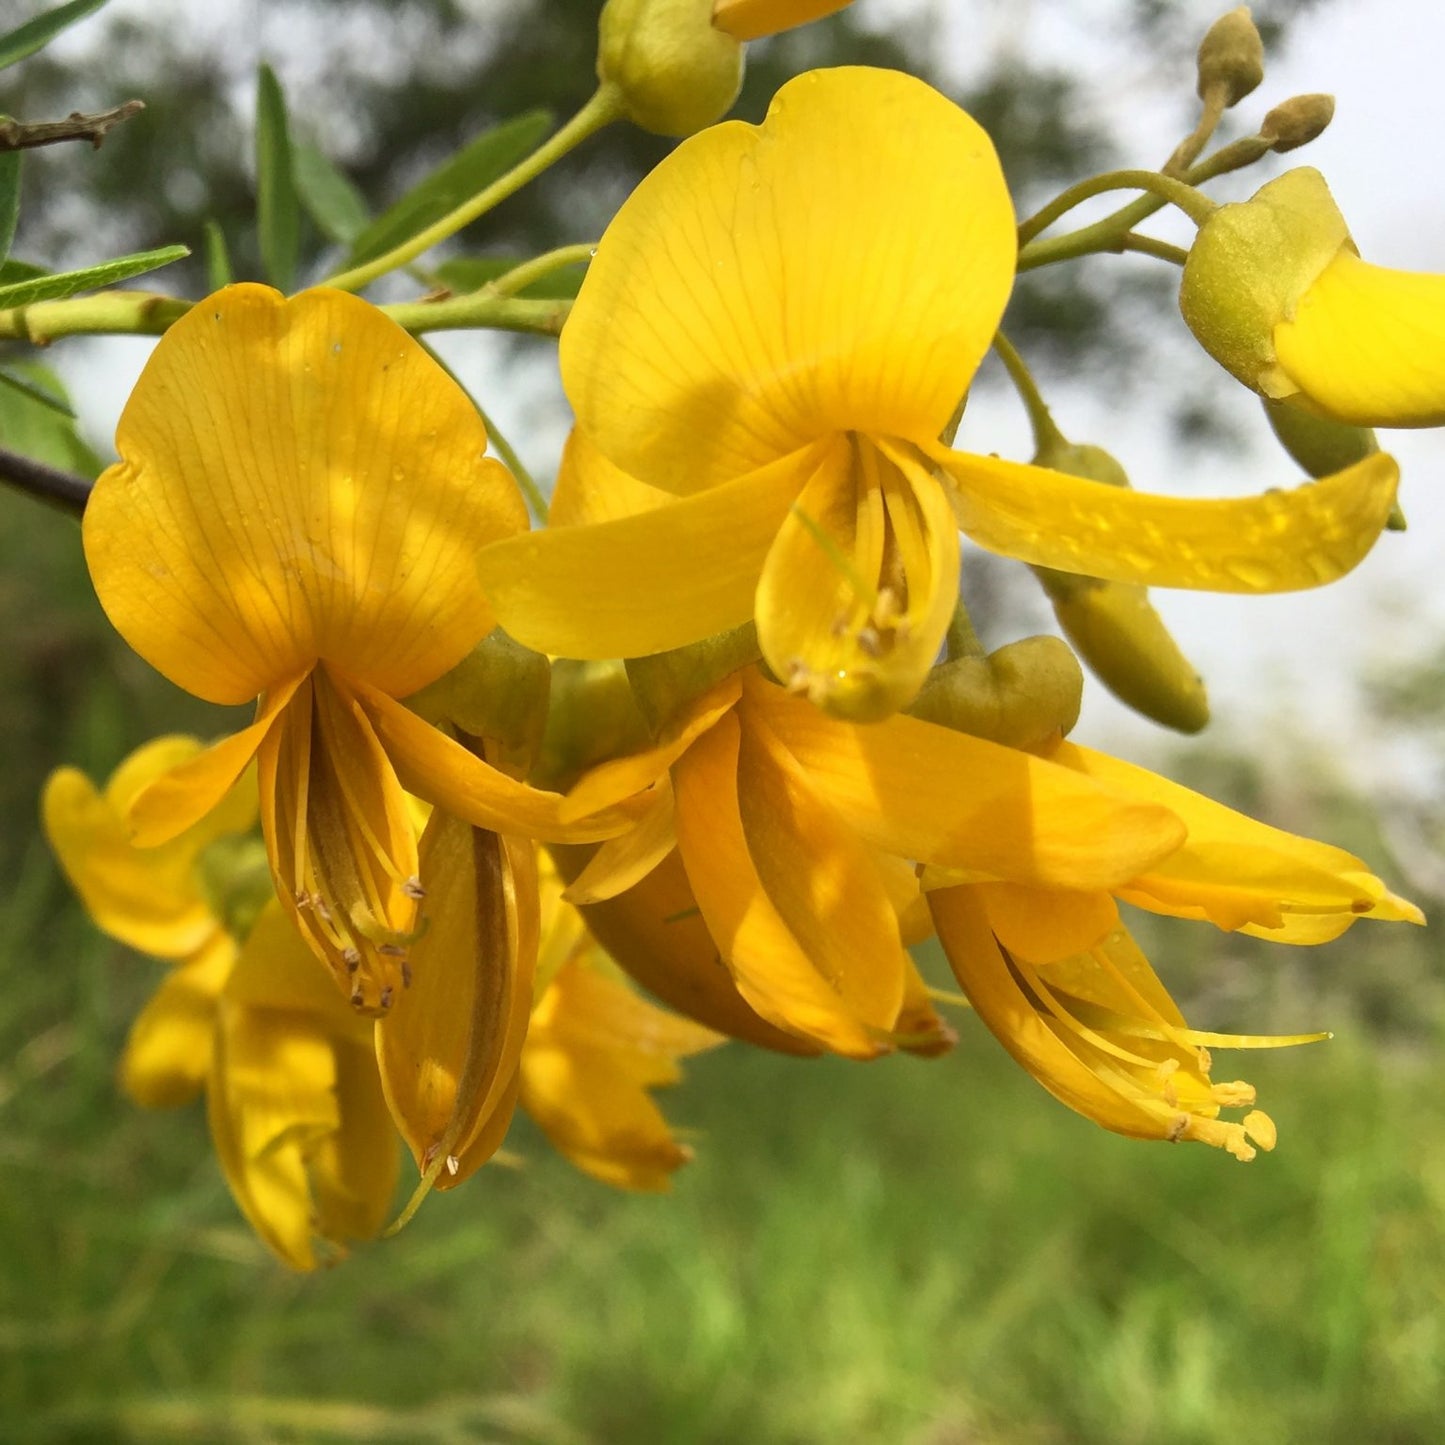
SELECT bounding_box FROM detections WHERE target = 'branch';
[0,446,91,516]
[0,101,145,153]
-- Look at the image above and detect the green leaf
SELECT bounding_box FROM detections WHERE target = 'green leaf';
[0,257,46,285]
[0,150,19,268]
[434,255,586,301]
[0,362,103,475]
[345,110,552,268]
[0,365,74,417]
[293,142,370,247]
[0,244,187,307]
[203,219,233,291]
[255,63,300,292]
[0,0,110,72]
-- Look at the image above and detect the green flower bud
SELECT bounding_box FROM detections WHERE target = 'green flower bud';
[1262,398,1406,530]
[1197,7,1265,107]
[536,659,652,792]
[197,833,275,944]
[1030,439,1210,733]
[1261,93,1335,153]
[404,628,552,778]
[907,636,1083,750]
[627,621,761,734]
[1179,167,1352,400]
[598,0,744,137]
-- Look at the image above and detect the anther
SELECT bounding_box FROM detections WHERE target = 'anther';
[379,985,394,1011]
[401,961,414,988]
[445,1155,460,1176]
[342,947,361,974]
[403,876,426,901]
[379,943,407,958]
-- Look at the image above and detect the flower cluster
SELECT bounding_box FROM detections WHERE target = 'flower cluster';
[20,3,1440,1269]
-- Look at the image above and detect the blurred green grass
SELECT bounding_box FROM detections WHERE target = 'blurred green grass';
[1,483,1444,1444]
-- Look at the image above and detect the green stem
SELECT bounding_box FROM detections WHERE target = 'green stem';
[0,289,187,343]
[323,86,625,293]
[484,242,596,300]
[991,331,1063,456]
[1119,231,1190,266]
[1017,168,1215,250]
[1017,139,1272,272]
[1162,87,1227,178]
[381,294,570,336]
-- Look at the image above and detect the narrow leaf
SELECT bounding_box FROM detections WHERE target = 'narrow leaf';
[0,243,188,307]
[0,150,19,266]
[203,219,233,290]
[0,0,110,72]
[255,63,299,292]
[0,365,74,416]
[293,142,370,246]
[435,254,586,300]
[345,110,551,268]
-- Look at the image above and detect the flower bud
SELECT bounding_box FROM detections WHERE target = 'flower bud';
[404,628,552,778]
[1179,167,1351,400]
[1261,93,1335,153]
[627,621,761,734]
[1030,439,1209,733]
[907,636,1083,750]
[1262,398,1405,530]
[1197,7,1265,107]
[598,0,744,137]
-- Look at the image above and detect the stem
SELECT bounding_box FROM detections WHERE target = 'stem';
[323,86,626,293]
[1017,138,1273,273]
[945,599,985,661]
[417,339,547,521]
[1161,86,1227,178]
[1118,232,1190,266]
[991,331,1063,456]
[0,447,90,516]
[483,242,595,300]
[0,290,187,343]
[1017,168,1216,249]
[0,101,144,152]
[380,294,570,337]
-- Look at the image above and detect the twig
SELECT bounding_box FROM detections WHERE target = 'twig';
[0,446,91,515]
[0,101,145,153]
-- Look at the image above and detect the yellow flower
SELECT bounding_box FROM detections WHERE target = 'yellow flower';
[478,68,1400,722]
[209,902,399,1270]
[520,864,723,1190]
[557,666,1187,1056]
[1182,167,1445,427]
[921,739,1422,1157]
[928,890,1289,1161]
[83,284,636,1017]
[710,0,852,41]
[42,736,257,1107]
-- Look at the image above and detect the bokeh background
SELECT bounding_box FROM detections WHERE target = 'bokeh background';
[2,1,1443,1440]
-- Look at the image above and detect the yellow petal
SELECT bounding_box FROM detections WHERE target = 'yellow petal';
[673,710,890,1057]
[127,678,301,847]
[308,1037,400,1245]
[44,752,216,959]
[84,284,525,705]
[712,0,852,42]
[1276,250,1445,427]
[119,934,235,1108]
[258,668,421,1013]
[935,444,1399,592]
[355,681,647,843]
[561,67,1015,491]
[1049,741,1422,933]
[552,844,821,1056]
[208,1007,339,1271]
[737,705,907,1035]
[975,882,1119,966]
[562,779,676,905]
[742,671,1186,889]
[476,445,817,660]
[521,957,721,1191]
[756,438,958,721]
[376,814,538,1189]
[548,426,673,527]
